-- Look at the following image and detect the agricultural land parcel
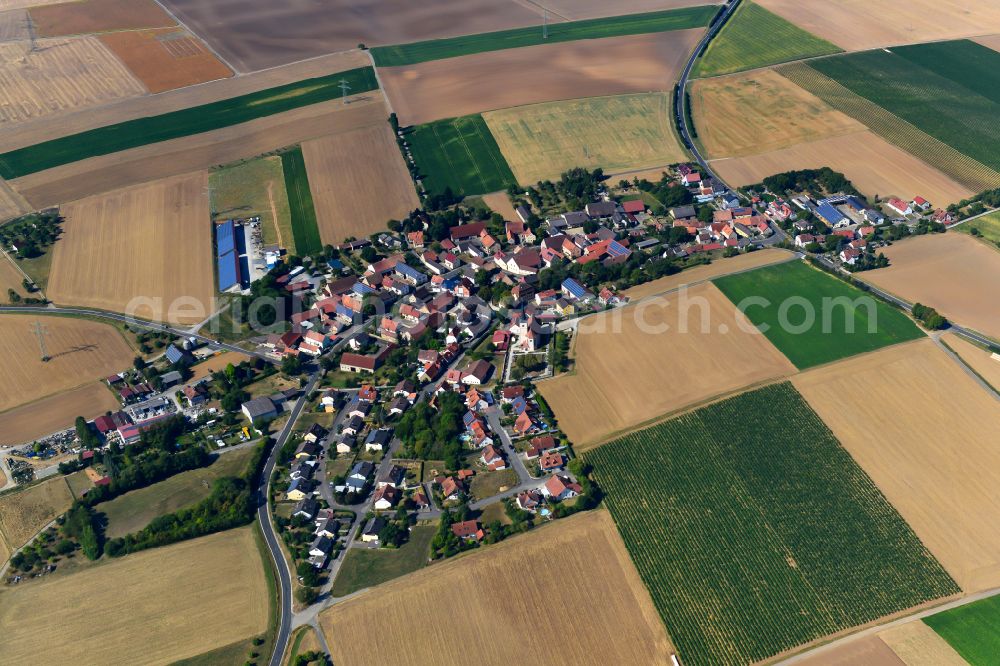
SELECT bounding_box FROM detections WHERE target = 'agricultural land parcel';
[99,28,233,94]
[302,124,420,245]
[371,5,716,66]
[48,171,215,325]
[956,210,1000,247]
[280,147,322,256]
[0,475,74,560]
[29,0,174,36]
[209,156,293,252]
[0,250,27,298]
[713,260,923,369]
[692,1,840,78]
[407,115,516,198]
[925,594,1000,666]
[0,382,119,445]
[0,314,134,412]
[538,282,796,449]
[757,0,1000,51]
[621,247,793,300]
[321,510,676,665]
[329,523,436,597]
[531,0,720,20]
[793,339,1000,592]
[588,382,959,666]
[484,93,688,186]
[795,620,966,666]
[0,527,269,665]
[858,233,1000,341]
[0,67,379,179]
[0,178,28,222]
[380,30,702,126]
[940,333,1000,395]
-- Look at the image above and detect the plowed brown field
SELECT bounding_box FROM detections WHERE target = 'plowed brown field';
[29,0,174,37]
[381,30,702,126]
[534,0,720,20]
[321,510,675,666]
[48,172,215,324]
[301,124,419,244]
[99,28,232,94]
[711,131,973,205]
[793,339,1000,592]
[539,282,796,449]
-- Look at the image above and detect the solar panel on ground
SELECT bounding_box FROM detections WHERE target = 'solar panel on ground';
[218,249,239,291]
[216,221,235,256]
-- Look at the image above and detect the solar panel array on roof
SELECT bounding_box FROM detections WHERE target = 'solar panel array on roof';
[607,240,630,257]
[216,221,235,256]
[561,278,587,299]
[816,202,848,225]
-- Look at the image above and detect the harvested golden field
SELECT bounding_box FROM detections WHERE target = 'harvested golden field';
[758,0,1000,50]
[485,93,688,186]
[0,177,29,222]
[99,28,232,94]
[859,233,1000,341]
[711,130,973,205]
[941,333,1000,391]
[0,382,118,445]
[381,30,702,126]
[537,0,720,20]
[794,635,905,666]
[623,248,794,300]
[0,526,269,665]
[13,93,388,209]
[878,621,968,666]
[539,282,796,448]
[0,475,73,555]
[321,510,674,666]
[48,172,215,324]
[0,8,28,40]
[481,191,518,221]
[29,0,174,37]
[302,124,419,245]
[0,315,133,412]
[0,252,27,299]
[691,69,864,158]
[793,339,1000,592]
[0,37,145,128]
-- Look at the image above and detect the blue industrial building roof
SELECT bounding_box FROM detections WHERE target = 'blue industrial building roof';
[218,249,240,291]
[216,221,235,256]
[816,202,848,225]
[607,240,630,257]
[561,278,588,299]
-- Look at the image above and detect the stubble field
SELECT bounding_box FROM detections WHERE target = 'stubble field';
[941,333,1000,391]
[622,248,794,300]
[538,282,796,449]
[380,29,702,126]
[0,8,28,40]
[0,251,26,298]
[484,93,688,186]
[859,233,1000,341]
[321,510,676,665]
[0,37,145,128]
[99,28,233,94]
[29,0,174,36]
[711,130,974,205]
[0,315,134,412]
[0,526,269,664]
[0,474,74,557]
[0,178,28,221]
[793,339,1000,592]
[302,124,419,245]
[48,172,215,324]
[0,382,119,445]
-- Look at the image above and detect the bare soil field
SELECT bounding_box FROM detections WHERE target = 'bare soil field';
[0,8,28,41]
[0,475,73,556]
[0,315,133,412]
[859,233,1000,341]
[99,28,232,94]
[0,526,269,665]
[539,282,796,449]
[0,177,29,221]
[0,0,64,10]
[793,339,1000,592]
[160,0,548,73]
[0,382,118,445]
[13,93,388,208]
[381,30,702,126]
[301,124,419,245]
[484,93,688,186]
[622,248,794,300]
[757,0,1000,51]
[941,333,1000,392]
[481,191,518,221]
[48,172,215,325]
[711,130,973,205]
[691,69,864,158]
[878,621,968,666]
[29,0,174,37]
[794,636,906,666]
[0,37,145,128]
[321,510,675,665]
[190,350,251,382]
[534,0,720,20]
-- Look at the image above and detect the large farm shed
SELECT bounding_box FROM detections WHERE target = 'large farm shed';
[216,220,242,292]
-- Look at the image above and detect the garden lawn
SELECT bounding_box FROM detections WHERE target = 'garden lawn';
[330,524,436,597]
[713,259,922,369]
[371,6,717,66]
[407,115,516,198]
[588,382,958,666]
[924,594,1000,666]
[280,147,322,255]
[693,1,840,78]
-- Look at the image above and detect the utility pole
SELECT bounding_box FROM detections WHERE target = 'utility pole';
[543,9,549,39]
[339,78,352,105]
[30,320,49,362]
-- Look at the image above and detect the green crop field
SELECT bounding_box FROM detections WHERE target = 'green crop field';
[924,594,1000,665]
[808,44,1000,172]
[588,382,959,666]
[280,147,323,256]
[956,211,1000,248]
[713,260,923,369]
[892,40,1000,106]
[0,67,379,179]
[370,6,717,67]
[329,524,436,597]
[407,115,516,198]
[692,1,840,78]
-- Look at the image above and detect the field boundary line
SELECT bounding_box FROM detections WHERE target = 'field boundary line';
[149,0,237,74]
[366,49,393,115]
[935,336,1000,403]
